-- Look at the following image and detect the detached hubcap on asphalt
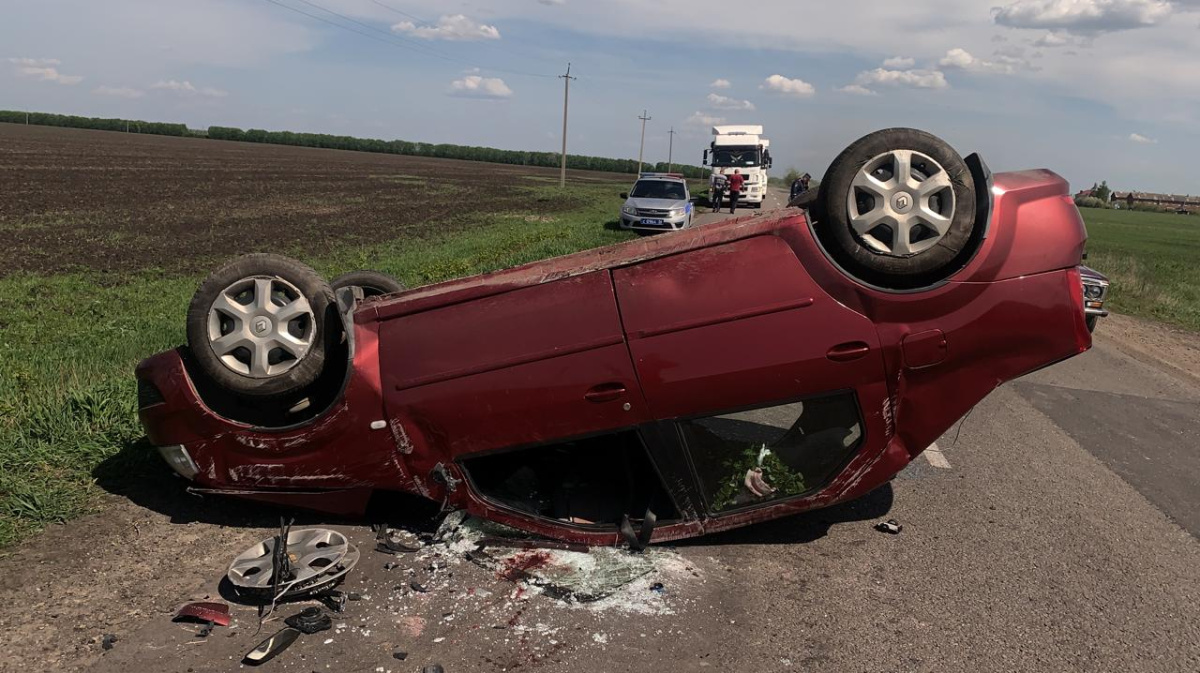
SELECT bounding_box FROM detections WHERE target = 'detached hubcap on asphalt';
[207,276,315,378]
[847,149,956,256]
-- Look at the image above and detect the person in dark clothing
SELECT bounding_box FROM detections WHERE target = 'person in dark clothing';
[790,175,804,200]
[800,172,811,193]
[727,169,745,214]
[711,173,728,213]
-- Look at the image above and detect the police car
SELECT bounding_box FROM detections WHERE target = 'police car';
[619,173,694,233]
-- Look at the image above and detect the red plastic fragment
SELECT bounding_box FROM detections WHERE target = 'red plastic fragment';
[173,601,232,627]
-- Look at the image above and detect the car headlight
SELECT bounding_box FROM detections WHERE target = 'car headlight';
[669,209,685,218]
[158,444,200,480]
[622,205,636,215]
[1084,284,1104,300]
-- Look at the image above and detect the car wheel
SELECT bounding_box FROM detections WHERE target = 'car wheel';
[1086,315,1098,333]
[186,254,336,398]
[814,128,978,288]
[331,270,406,298]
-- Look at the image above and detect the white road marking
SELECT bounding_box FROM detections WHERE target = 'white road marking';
[923,441,952,469]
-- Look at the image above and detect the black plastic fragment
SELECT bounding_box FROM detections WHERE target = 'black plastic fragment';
[284,607,332,635]
[101,634,118,650]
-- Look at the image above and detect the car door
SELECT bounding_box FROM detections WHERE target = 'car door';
[379,270,647,461]
[377,270,681,530]
[612,234,892,517]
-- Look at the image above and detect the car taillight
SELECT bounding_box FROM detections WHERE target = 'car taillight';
[1066,267,1091,353]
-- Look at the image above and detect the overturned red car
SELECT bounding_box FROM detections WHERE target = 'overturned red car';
[136,129,1093,545]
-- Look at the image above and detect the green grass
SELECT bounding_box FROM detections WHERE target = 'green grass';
[1079,207,1200,331]
[0,182,633,546]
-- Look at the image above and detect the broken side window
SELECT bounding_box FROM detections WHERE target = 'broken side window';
[678,392,864,514]
[460,431,679,527]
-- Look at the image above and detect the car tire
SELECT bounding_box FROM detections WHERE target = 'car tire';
[814,128,978,288]
[186,254,336,399]
[331,270,406,298]
[1086,315,1098,333]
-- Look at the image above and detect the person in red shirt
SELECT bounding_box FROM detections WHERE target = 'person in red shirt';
[727,169,745,214]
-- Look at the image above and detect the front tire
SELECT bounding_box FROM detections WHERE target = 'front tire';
[815,128,977,288]
[186,254,336,399]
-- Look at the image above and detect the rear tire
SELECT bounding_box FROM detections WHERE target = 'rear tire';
[1086,315,1098,333]
[186,254,336,399]
[331,270,406,298]
[814,128,977,289]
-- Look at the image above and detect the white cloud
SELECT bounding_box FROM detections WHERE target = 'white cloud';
[392,15,501,41]
[151,79,228,97]
[760,74,815,97]
[1129,132,1157,143]
[882,56,915,68]
[1031,30,1082,47]
[706,92,755,110]
[93,85,144,98]
[7,57,60,66]
[993,0,1173,34]
[710,78,731,89]
[837,84,879,96]
[11,60,82,85]
[448,75,513,98]
[685,111,726,126]
[854,67,949,89]
[939,47,1026,74]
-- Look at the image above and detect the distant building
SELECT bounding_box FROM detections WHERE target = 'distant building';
[1112,191,1200,213]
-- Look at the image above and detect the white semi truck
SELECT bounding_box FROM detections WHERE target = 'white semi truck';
[703,125,773,207]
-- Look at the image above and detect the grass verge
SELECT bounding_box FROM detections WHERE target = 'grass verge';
[1079,208,1200,332]
[0,181,633,546]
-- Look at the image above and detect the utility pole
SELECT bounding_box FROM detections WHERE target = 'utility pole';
[667,127,676,173]
[558,63,576,189]
[637,109,651,174]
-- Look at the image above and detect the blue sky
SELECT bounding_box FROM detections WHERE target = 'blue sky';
[3,0,1199,193]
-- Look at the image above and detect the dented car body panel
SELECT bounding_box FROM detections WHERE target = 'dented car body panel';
[136,169,1092,545]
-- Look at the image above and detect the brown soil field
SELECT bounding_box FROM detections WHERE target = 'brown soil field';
[0,123,625,276]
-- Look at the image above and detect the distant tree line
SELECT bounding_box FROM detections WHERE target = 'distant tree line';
[207,126,704,178]
[0,110,703,178]
[0,110,187,137]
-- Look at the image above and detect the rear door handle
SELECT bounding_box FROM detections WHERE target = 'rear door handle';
[827,341,871,362]
[584,382,628,403]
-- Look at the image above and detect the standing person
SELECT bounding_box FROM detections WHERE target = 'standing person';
[711,173,728,213]
[799,172,811,193]
[728,169,745,214]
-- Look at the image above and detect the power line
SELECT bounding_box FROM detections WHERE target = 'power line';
[260,0,443,58]
[367,0,558,77]
[291,0,463,62]
[260,0,555,78]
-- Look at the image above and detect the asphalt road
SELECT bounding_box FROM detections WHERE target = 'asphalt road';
[691,186,789,227]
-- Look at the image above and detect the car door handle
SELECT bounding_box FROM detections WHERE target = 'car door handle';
[827,342,871,362]
[584,382,628,403]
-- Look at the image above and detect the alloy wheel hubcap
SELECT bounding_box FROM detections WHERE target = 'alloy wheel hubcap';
[207,276,315,378]
[846,149,956,256]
